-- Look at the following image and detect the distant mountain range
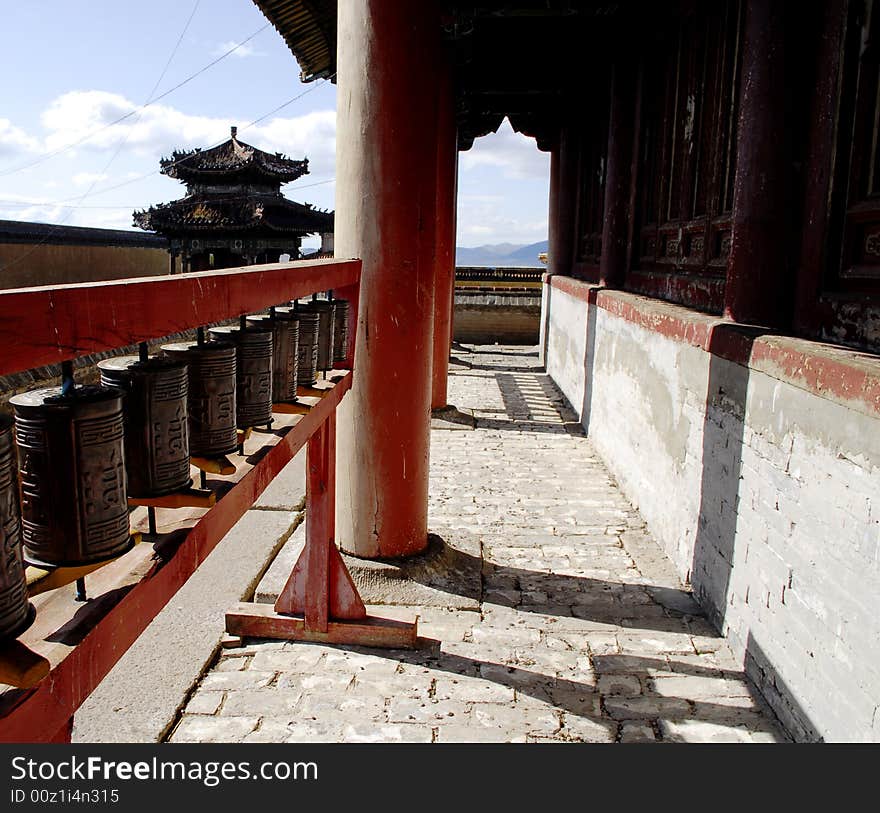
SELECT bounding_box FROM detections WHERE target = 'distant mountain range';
[455,240,548,268]
[304,239,549,267]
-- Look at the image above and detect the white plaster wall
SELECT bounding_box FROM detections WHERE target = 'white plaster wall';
[545,288,880,742]
[544,285,588,418]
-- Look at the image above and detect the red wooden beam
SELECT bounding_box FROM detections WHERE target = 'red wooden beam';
[0,259,361,376]
[0,373,352,743]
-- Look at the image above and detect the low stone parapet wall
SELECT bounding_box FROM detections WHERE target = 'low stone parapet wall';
[541,274,880,742]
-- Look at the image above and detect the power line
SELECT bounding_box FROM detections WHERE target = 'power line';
[0,76,336,272]
[69,0,203,216]
[0,19,268,179]
[43,76,336,205]
[0,2,206,272]
[0,179,336,211]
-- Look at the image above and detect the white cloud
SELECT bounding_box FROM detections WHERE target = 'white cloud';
[459,119,549,180]
[213,40,264,58]
[72,171,108,186]
[0,194,132,230]
[0,118,40,158]
[456,190,548,247]
[38,91,336,178]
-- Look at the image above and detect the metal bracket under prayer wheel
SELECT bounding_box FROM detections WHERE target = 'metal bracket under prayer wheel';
[225,411,419,649]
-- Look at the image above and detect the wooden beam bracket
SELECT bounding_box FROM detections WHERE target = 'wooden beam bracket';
[25,533,143,598]
[127,487,216,510]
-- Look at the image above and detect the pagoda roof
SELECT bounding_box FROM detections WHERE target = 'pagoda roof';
[161,128,309,184]
[133,192,333,236]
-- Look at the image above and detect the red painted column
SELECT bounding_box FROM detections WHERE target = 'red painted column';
[600,63,637,290]
[723,0,787,326]
[335,0,441,558]
[431,58,458,411]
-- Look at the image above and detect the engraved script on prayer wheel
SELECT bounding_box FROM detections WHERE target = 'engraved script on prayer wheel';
[302,300,335,371]
[293,307,319,386]
[332,299,350,363]
[10,386,132,567]
[247,312,299,403]
[0,419,33,641]
[98,356,190,497]
[208,327,273,428]
[162,342,238,458]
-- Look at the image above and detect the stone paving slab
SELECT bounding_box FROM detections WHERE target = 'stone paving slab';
[168,346,787,744]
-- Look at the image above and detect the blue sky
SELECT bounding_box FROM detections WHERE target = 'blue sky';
[0,0,549,249]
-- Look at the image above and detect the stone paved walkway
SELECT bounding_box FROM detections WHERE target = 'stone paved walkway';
[168,345,786,743]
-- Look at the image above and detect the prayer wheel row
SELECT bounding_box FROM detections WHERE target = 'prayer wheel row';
[0,299,350,642]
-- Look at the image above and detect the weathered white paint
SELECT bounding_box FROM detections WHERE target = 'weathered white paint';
[544,280,880,742]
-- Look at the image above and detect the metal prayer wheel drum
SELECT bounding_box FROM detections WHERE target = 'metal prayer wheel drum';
[247,312,299,403]
[332,299,350,364]
[98,356,190,498]
[292,308,319,386]
[162,342,238,458]
[10,386,132,568]
[301,300,335,371]
[0,420,33,641]
[208,326,273,428]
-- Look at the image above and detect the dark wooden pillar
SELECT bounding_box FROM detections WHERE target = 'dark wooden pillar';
[548,124,578,278]
[723,0,787,326]
[599,62,637,289]
[335,0,441,558]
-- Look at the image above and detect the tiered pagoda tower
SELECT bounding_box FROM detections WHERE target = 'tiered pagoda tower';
[134,127,333,271]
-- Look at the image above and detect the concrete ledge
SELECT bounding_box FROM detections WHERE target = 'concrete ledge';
[72,507,301,743]
[547,276,880,419]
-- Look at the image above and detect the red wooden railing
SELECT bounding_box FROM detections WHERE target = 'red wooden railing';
[0,258,415,744]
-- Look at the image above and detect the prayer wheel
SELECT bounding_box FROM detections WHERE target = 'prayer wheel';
[98,356,190,497]
[301,300,335,371]
[247,312,299,403]
[0,419,33,641]
[332,299,350,364]
[208,326,273,428]
[162,341,238,458]
[292,306,319,386]
[11,386,132,567]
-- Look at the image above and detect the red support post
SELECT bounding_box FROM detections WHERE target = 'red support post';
[432,59,459,411]
[304,414,333,632]
[234,411,417,649]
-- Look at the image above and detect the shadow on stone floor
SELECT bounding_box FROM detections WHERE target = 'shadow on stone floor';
[335,640,782,739]
[456,347,539,357]
[354,533,716,637]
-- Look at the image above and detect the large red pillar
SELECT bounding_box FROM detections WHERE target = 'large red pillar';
[431,59,458,411]
[723,0,787,326]
[335,0,442,558]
